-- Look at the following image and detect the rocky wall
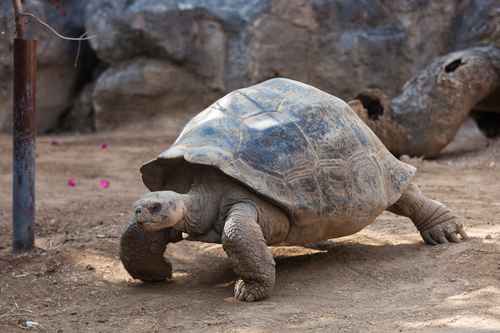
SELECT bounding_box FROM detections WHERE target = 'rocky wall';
[0,0,499,133]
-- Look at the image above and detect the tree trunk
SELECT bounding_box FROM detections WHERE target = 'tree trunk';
[349,45,500,158]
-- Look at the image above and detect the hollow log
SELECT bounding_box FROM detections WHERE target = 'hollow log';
[348,45,500,158]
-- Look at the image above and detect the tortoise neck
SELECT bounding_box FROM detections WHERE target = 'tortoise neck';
[181,168,225,235]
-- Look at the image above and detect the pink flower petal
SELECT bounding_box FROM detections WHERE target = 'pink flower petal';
[68,179,77,187]
[51,140,64,146]
[99,180,110,189]
[99,143,107,149]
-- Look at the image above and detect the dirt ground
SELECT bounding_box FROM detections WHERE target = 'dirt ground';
[0,115,499,333]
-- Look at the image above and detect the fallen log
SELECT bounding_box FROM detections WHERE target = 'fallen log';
[349,45,500,158]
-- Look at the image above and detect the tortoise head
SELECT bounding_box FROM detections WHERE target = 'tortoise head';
[134,191,186,232]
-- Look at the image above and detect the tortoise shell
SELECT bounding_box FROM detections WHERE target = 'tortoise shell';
[141,78,415,243]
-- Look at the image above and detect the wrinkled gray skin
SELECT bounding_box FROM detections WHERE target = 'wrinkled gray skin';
[121,168,467,302]
[120,78,468,302]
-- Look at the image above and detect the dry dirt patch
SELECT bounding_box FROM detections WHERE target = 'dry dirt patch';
[0,117,499,332]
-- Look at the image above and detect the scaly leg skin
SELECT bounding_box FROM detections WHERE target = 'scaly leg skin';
[387,182,468,245]
[222,203,275,302]
[119,218,172,282]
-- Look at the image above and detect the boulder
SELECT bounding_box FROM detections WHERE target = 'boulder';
[92,58,219,129]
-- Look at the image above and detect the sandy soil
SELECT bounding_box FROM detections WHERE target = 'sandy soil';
[0,116,499,333]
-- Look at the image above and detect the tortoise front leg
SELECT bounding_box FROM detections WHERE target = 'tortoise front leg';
[120,218,181,282]
[387,182,468,245]
[222,203,275,302]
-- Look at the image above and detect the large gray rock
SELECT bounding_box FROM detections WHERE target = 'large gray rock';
[449,0,500,51]
[86,0,267,129]
[86,0,500,129]
[92,58,219,129]
[0,0,96,134]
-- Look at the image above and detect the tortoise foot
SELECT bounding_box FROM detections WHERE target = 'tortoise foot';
[234,278,272,302]
[388,183,468,245]
[120,218,172,282]
[420,216,468,245]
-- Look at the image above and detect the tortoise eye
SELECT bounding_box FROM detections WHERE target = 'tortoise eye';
[151,203,162,213]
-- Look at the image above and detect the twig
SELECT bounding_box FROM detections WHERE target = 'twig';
[13,273,28,278]
[12,0,24,38]
[15,303,36,314]
[2,24,16,34]
[34,246,46,252]
[2,19,29,35]
[16,13,97,41]
[0,309,16,318]
[0,303,38,318]
[11,12,98,67]
[74,29,92,67]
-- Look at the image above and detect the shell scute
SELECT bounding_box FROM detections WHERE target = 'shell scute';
[348,153,385,219]
[239,112,316,179]
[258,78,318,95]
[316,161,353,220]
[219,88,283,119]
[173,111,242,154]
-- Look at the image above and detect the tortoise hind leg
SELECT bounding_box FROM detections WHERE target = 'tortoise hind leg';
[120,218,174,282]
[222,203,276,302]
[387,182,468,245]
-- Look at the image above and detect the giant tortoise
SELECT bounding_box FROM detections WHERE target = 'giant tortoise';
[120,78,468,302]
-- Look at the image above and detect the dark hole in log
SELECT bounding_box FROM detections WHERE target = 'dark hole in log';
[470,111,500,138]
[445,59,463,73]
[357,94,384,120]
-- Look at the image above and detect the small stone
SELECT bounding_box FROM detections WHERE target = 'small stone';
[26,321,39,328]
[485,235,492,239]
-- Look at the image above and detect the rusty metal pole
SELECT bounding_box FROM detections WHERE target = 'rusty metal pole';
[12,4,37,252]
[13,38,37,252]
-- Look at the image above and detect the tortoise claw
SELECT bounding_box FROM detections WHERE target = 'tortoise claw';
[420,218,468,245]
[457,225,469,240]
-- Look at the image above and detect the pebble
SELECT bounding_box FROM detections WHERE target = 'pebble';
[485,235,492,239]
